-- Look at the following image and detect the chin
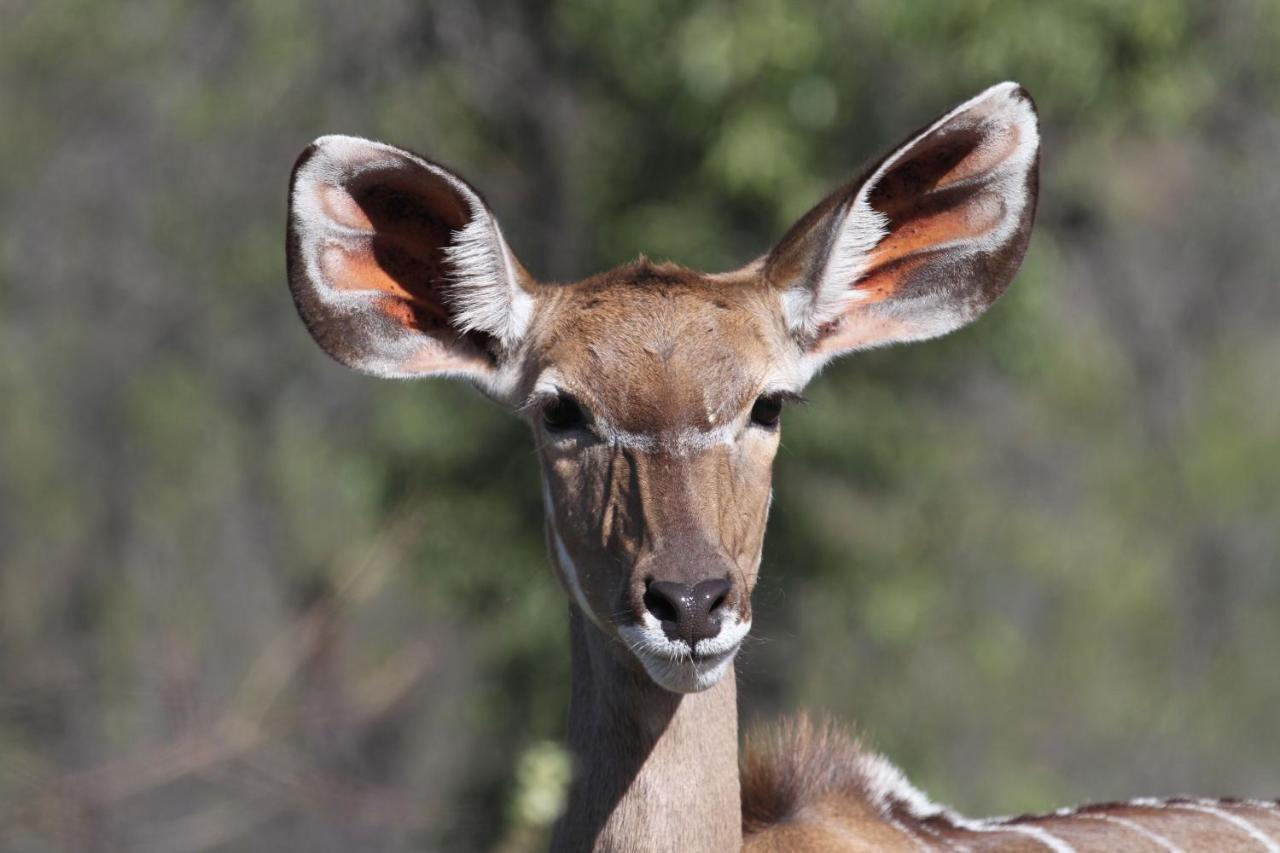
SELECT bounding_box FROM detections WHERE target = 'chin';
[636,646,740,693]
[616,612,752,694]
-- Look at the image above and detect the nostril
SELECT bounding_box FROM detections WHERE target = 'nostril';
[643,585,680,625]
[644,578,734,646]
[693,578,733,618]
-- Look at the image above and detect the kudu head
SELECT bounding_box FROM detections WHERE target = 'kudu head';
[287,82,1039,694]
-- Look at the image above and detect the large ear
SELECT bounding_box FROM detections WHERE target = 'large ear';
[286,135,535,400]
[766,82,1039,366]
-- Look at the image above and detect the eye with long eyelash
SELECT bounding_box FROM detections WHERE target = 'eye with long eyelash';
[749,391,804,429]
[542,394,587,432]
[749,395,783,428]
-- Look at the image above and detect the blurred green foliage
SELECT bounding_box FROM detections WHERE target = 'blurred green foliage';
[1,1,1278,851]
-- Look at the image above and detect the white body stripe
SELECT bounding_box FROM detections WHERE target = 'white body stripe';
[881,812,932,851]
[912,820,966,851]
[951,818,1076,853]
[1176,801,1279,852]
[1074,813,1185,852]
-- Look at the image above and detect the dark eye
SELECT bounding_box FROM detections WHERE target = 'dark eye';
[543,394,587,432]
[750,394,784,429]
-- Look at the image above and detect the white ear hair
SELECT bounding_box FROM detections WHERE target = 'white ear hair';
[440,183,533,349]
[304,135,533,350]
[781,189,887,340]
[288,135,539,399]
[782,82,1040,339]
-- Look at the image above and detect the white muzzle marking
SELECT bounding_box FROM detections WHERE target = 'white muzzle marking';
[618,611,751,693]
[545,489,750,693]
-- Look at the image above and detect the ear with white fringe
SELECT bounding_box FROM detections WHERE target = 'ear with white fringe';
[766,82,1039,367]
[286,135,535,400]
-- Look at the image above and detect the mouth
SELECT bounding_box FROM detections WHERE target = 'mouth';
[617,614,751,694]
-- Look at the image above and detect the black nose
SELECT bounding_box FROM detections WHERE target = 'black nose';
[643,578,733,647]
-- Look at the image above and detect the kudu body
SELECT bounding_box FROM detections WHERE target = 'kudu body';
[287,83,1279,851]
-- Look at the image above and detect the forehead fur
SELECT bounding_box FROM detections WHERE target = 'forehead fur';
[530,260,789,433]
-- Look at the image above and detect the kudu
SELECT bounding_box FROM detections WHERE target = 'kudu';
[287,83,1279,851]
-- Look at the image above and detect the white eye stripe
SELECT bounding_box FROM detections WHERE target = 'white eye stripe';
[530,387,798,455]
[529,369,803,433]
[603,425,740,454]
[530,374,564,399]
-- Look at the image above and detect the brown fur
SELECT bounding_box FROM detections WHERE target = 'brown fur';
[743,719,1280,851]
[551,610,743,852]
[277,87,1278,851]
[528,261,786,635]
[742,715,927,851]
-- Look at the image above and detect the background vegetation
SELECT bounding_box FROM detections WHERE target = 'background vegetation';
[2,1,1278,850]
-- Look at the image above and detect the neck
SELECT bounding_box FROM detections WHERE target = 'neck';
[551,606,742,853]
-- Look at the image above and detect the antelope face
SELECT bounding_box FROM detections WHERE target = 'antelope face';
[286,82,1039,694]
[526,265,804,692]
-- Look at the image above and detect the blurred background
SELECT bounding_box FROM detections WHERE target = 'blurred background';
[2,1,1279,850]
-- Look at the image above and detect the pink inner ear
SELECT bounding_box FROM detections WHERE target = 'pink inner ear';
[289,137,525,383]
[852,118,1019,302]
[849,254,933,303]
[321,243,404,295]
[863,192,1003,276]
[311,166,471,334]
[320,242,452,326]
[374,293,494,375]
[932,123,1022,190]
[869,128,983,218]
[318,184,374,230]
[767,84,1038,358]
